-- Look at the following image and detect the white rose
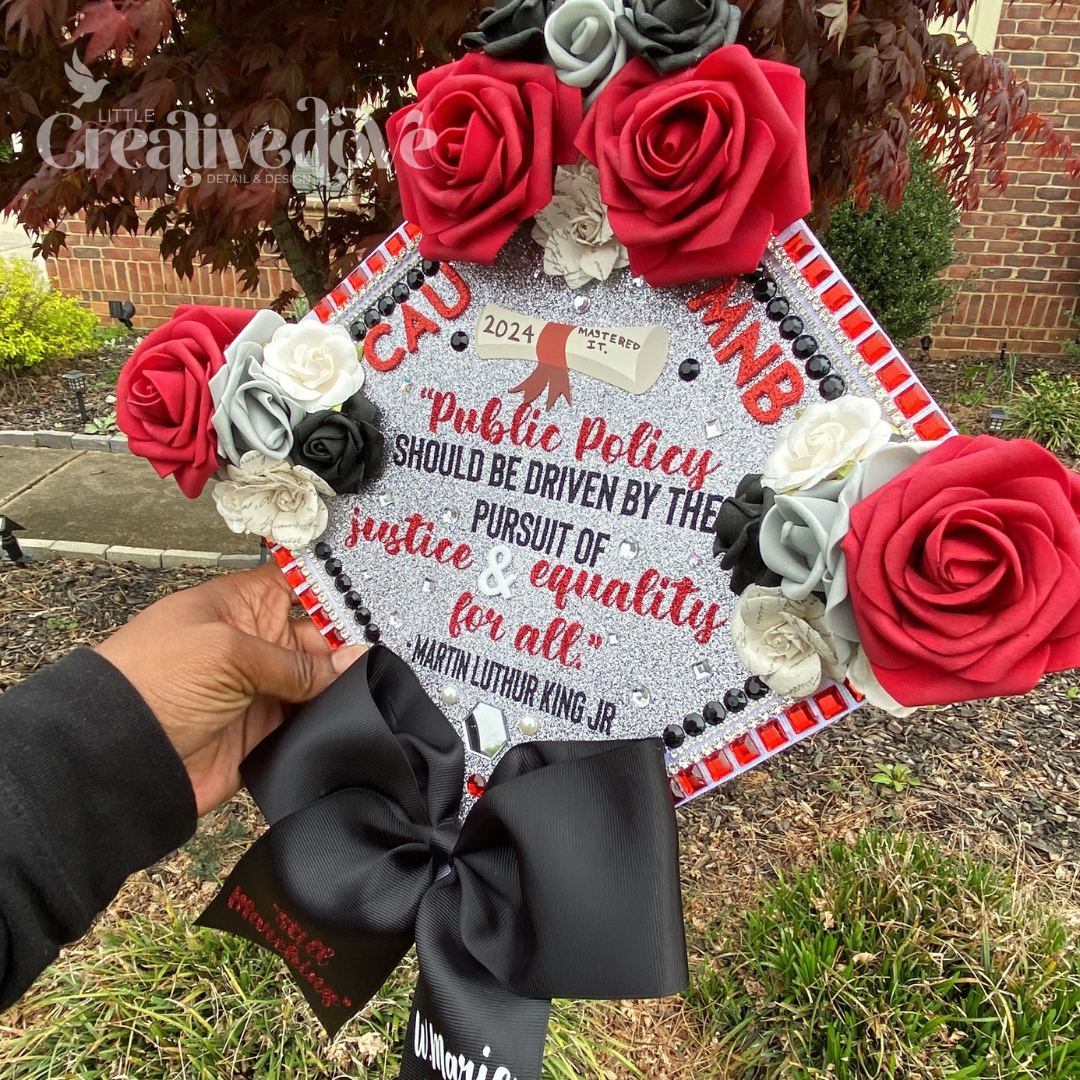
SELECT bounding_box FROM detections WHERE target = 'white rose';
[761,397,893,494]
[732,584,849,699]
[212,451,334,547]
[545,0,629,106]
[531,160,629,288]
[261,321,365,411]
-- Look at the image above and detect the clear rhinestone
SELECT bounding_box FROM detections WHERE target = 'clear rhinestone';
[399,377,413,392]
[389,611,404,629]
[572,293,590,314]
[631,275,646,288]
[687,552,702,568]
[442,506,460,524]
[518,715,540,736]
[607,631,620,645]
[422,576,436,593]
[532,267,545,280]
[693,659,713,681]
[630,686,651,707]
[465,702,508,758]
[704,417,724,439]
[377,491,393,507]
[361,570,372,582]
[440,683,459,706]
[618,539,639,559]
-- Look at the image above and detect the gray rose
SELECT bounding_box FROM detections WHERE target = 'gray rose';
[615,0,740,74]
[462,0,551,60]
[209,343,305,466]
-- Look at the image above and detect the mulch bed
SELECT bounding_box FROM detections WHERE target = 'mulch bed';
[0,343,133,432]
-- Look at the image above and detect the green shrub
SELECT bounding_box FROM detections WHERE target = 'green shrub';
[1004,371,1080,456]
[0,255,98,372]
[822,150,960,344]
[688,831,1080,1079]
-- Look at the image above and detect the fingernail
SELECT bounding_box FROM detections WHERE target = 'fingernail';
[331,645,365,674]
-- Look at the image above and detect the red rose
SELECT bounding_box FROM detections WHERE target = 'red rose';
[841,435,1080,706]
[387,53,582,264]
[576,46,810,287]
[117,305,256,498]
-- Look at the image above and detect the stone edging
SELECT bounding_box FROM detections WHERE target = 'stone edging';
[16,539,262,570]
[0,429,129,452]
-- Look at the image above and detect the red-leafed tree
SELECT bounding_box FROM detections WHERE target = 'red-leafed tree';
[0,0,1074,307]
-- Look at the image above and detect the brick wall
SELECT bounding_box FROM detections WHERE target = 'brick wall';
[46,212,298,329]
[931,2,1080,358]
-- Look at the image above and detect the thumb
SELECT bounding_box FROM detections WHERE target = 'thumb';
[230,632,365,704]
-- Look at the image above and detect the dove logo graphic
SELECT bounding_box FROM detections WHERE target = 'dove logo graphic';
[64,49,108,109]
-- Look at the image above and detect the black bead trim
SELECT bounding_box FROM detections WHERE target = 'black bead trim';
[663,724,686,749]
[314,541,332,559]
[723,688,748,712]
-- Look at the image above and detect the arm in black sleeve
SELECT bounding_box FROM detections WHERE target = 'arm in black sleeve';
[0,648,197,1011]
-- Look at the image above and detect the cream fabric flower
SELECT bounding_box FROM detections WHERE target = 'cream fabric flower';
[212,451,334,547]
[847,648,918,718]
[545,0,629,106]
[261,321,364,411]
[761,397,893,494]
[531,160,629,288]
[732,585,848,698]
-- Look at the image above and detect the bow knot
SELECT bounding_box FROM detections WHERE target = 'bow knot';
[200,646,687,1080]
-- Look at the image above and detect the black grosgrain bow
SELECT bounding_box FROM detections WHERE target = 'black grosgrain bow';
[199,646,688,1080]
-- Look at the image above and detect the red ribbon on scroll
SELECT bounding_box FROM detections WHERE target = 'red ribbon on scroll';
[510,321,575,410]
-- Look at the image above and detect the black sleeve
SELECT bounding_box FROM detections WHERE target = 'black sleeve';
[0,648,198,1011]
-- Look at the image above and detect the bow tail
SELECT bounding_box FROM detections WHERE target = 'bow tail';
[197,811,414,1038]
[509,362,572,411]
[403,882,551,1080]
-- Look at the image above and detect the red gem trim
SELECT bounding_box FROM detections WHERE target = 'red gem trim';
[703,749,733,781]
[895,382,932,418]
[785,701,818,733]
[313,299,333,323]
[783,231,815,263]
[813,685,847,720]
[757,718,789,751]
[365,251,386,275]
[914,410,951,441]
[676,766,706,796]
[347,268,369,291]
[404,221,422,240]
[801,255,832,288]
[385,234,406,257]
[821,281,854,312]
[857,332,891,364]
[838,306,873,339]
[876,358,911,392]
[730,734,760,766]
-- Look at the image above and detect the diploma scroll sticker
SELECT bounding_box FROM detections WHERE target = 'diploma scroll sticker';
[475,303,670,409]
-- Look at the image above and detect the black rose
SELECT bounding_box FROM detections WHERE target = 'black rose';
[615,0,741,74]
[461,0,551,61]
[291,392,384,495]
[712,473,782,596]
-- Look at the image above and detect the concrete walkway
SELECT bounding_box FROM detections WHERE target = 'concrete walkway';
[0,445,260,556]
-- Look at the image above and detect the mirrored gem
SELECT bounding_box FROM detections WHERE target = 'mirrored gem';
[422,576,436,593]
[630,686,651,708]
[442,506,460,524]
[693,659,713,681]
[607,631,620,645]
[687,552,701,568]
[465,702,508,758]
[618,539,639,559]
[378,491,393,507]
[704,417,724,439]
[389,611,404,629]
